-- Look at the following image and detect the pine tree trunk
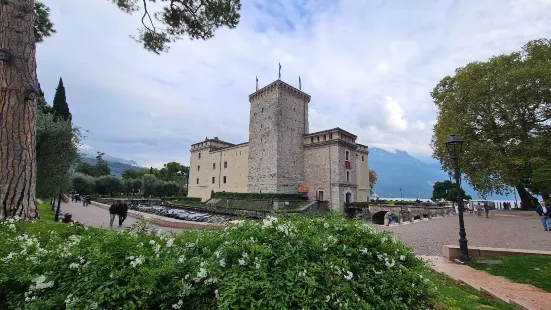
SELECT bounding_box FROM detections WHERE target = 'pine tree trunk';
[54,190,61,222]
[0,0,38,219]
[515,185,539,210]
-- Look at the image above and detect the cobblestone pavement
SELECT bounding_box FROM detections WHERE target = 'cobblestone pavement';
[376,210,551,256]
[60,201,183,233]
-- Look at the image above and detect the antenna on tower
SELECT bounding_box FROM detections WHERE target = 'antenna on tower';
[278,62,282,80]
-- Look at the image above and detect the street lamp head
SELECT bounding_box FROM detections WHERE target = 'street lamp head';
[445,134,464,157]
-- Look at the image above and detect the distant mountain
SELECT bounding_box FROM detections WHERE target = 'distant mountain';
[80,157,147,177]
[78,146,146,177]
[369,148,514,201]
[79,147,140,167]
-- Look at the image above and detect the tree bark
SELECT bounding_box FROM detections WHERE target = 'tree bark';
[0,0,38,219]
[515,185,539,209]
[54,190,61,221]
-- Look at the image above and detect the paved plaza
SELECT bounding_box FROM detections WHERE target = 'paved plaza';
[377,210,551,256]
[60,201,183,233]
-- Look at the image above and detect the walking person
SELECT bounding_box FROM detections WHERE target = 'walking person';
[535,201,551,231]
[484,202,490,218]
[118,201,128,227]
[109,201,118,228]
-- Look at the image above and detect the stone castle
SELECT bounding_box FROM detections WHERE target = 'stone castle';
[188,79,370,211]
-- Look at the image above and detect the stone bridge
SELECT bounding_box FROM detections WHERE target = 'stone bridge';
[347,204,456,225]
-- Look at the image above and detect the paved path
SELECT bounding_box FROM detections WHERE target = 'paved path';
[61,201,183,233]
[377,211,551,256]
[422,255,550,310]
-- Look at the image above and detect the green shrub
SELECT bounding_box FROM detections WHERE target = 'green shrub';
[0,215,437,310]
[167,196,202,203]
[212,192,302,200]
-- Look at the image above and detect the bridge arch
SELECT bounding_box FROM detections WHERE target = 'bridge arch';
[371,211,399,225]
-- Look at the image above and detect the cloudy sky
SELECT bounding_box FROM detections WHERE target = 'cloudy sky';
[38,0,551,168]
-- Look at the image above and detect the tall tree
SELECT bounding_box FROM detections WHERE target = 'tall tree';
[94,152,111,177]
[52,77,71,121]
[1,0,241,219]
[75,162,97,177]
[369,169,378,195]
[431,180,471,202]
[36,82,52,114]
[431,39,551,209]
[36,111,81,199]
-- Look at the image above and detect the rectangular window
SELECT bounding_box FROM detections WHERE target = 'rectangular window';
[196,178,199,184]
[346,171,350,182]
[310,137,314,143]
[224,161,227,168]
[317,136,320,142]
[212,177,215,184]
[223,176,227,183]
[323,134,326,141]
[329,133,333,139]
[362,155,364,161]
[318,190,324,201]
[345,151,349,160]
[213,163,216,170]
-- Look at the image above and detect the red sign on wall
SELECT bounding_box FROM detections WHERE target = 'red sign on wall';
[345,161,351,169]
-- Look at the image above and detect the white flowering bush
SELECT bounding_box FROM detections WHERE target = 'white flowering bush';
[0,215,437,309]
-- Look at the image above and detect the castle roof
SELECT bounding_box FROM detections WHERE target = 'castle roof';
[249,79,311,103]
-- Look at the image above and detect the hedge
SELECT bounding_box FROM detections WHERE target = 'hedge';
[211,192,303,200]
[166,196,202,203]
[0,215,437,309]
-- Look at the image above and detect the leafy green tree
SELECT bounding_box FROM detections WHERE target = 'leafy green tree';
[369,169,378,195]
[71,173,96,196]
[52,77,71,122]
[36,83,52,114]
[121,169,140,179]
[95,175,122,196]
[431,39,551,209]
[112,0,242,53]
[94,152,111,177]
[142,174,160,197]
[75,162,96,177]
[154,181,180,197]
[431,181,471,202]
[132,179,143,195]
[35,2,56,43]
[36,110,81,199]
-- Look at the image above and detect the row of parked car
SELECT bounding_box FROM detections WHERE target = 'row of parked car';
[129,204,232,224]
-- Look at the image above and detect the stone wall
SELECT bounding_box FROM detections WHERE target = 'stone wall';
[304,145,331,202]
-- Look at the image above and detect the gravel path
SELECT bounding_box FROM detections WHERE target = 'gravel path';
[61,201,184,233]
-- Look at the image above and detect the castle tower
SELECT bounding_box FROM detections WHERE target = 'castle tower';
[247,80,311,193]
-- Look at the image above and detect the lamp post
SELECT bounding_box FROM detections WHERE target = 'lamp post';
[445,134,470,262]
[448,171,455,210]
[399,188,403,200]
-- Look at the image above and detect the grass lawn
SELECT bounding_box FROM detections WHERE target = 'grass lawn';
[427,269,515,310]
[467,255,551,292]
[37,200,56,222]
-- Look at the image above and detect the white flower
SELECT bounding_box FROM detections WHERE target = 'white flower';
[149,240,156,245]
[238,258,246,266]
[178,255,185,264]
[381,237,388,243]
[30,275,54,290]
[359,248,368,255]
[385,259,395,269]
[326,295,331,302]
[129,255,145,267]
[262,215,278,228]
[399,255,406,261]
[166,238,174,248]
[172,299,183,309]
[323,222,330,228]
[69,263,80,269]
[197,267,207,279]
[344,271,353,280]
[219,259,226,267]
[154,244,161,254]
[255,257,261,269]
[215,289,219,299]
[214,251,221,258]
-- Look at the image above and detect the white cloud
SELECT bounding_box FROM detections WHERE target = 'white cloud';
[37,0,551,166]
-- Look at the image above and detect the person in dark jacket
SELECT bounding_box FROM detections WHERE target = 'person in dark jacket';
[109,201,119,227]
[62,213,74,224]
[535,201,551,231]
[118,201,128,227]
